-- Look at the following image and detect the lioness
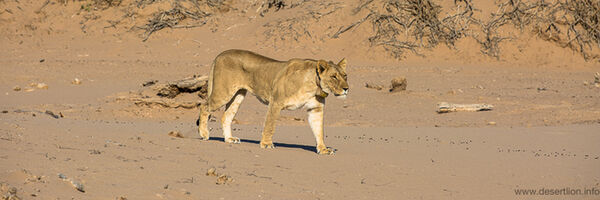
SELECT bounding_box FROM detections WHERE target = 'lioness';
[198,49,348,155]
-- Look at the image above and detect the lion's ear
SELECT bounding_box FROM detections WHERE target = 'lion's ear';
[317,60,328,74]
[338,58,347,71]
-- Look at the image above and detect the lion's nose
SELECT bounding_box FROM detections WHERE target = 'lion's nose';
[343,88,348,94]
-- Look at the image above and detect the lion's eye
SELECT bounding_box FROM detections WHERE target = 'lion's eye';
[331,75,337,80]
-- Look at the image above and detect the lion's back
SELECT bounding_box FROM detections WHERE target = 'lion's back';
[210,49,293,99]
[214,49,284,72]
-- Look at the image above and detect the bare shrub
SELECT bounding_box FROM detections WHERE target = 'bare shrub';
[139,1,210,41]
[365,0,475,58]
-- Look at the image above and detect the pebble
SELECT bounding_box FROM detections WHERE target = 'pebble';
[206,167,217,176]
[216,174,233,185]
[58,173,85,193]
[72,78,82,85]
[168,131,184,138]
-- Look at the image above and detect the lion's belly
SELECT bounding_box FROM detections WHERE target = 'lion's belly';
[282,94,320,111]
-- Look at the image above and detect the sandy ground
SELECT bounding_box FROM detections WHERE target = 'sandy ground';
[1,0,600,199]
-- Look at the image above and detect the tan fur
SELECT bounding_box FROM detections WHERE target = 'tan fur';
[198,49,348,155]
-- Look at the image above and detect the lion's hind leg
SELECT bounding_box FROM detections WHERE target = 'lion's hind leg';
[198,86,239,141]
[198,103,211,140]
[221,89,247,144]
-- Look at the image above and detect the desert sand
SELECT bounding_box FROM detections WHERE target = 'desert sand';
[1,0,599,199]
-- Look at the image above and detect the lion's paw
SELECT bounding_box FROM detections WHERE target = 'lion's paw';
[225,137,241,144]
[260,142,275,149]
[317,147,335,155]
[199,134,210,141]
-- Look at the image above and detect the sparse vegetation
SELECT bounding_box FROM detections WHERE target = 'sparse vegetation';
[337,0,599,60]
[13,0,599,60]
[139,1,210,41]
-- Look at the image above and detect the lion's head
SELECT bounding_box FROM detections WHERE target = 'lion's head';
[317,59,348,99]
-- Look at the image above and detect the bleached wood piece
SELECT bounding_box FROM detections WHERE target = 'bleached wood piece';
[437,102,493,113]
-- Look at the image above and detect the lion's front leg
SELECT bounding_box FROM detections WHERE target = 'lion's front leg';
[260,104,281,149]
[308,107,334,155]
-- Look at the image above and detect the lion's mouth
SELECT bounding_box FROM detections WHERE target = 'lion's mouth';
[333,89,348,96]
[334,91,348,99]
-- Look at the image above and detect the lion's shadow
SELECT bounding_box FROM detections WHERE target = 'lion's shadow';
[206,137,317,153]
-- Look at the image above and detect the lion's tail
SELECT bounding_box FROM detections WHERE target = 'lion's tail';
[206,60,215,100]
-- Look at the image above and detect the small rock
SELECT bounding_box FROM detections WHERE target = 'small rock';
[389,77,407,92]
[58,173,85,193]
[24,88,35,92]
[180,189,191,195]
[1,110,7,114]
[168,131,184,138]
[216,174,233,185]
[45,110,60,119]
[7,187,17,195]
[365,82,384,90]
[1,183,21,200]
[72,78,82,85]
[88,149,101,155]
[487,121,497,125]
[116,196,128,200]
[12,86,21,91]
[206,167,217,176]
[142,80,158,87]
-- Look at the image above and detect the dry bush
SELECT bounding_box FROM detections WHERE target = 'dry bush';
[262,1,342,44]
[136,0,160,8]
[93,0,122,9]
[339,0,599,60]
[259,0,286,16]
[535,0,600,60]
[469,0,556,58]
[139,1,211,41]
[74,0,122,10]
[259,0,309,16]
[363,0,474,58]
[471,0,599,60]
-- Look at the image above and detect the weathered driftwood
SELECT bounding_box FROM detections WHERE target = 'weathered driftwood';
[156,76,208,98]
[131,97,202,109]
[437,102,493,113]
[365,82,384,90]
[118,75,208,109]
